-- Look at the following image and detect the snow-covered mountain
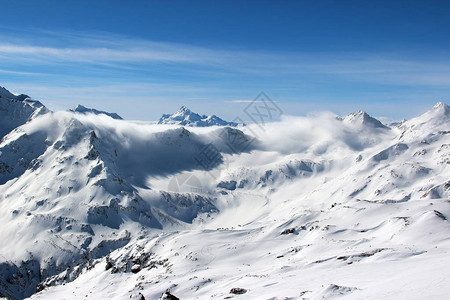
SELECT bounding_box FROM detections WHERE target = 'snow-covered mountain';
[341,110,389,129]
[0,87,449,300]
[69,104,123,120]
[0,86,48,140]
[158,106,238,127]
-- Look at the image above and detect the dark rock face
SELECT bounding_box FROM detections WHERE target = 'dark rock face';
[217,180,237,190]
[230,287,247,294]
[160,290,179,300]
[281,228,296,235]
[0,86,49,140]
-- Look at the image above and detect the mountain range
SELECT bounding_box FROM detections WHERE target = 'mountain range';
[0,86,449,299]
[158,106,238,127]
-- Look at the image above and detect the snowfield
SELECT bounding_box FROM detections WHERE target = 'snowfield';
[0,87,449,300]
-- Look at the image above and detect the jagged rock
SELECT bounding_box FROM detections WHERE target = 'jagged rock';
[281,228,296,235]
[217,180,237,190]
[230,287,247,294]
[159,290,179,300]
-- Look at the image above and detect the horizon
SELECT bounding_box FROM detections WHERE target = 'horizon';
[1,1,449,120]
[1,84,448,123]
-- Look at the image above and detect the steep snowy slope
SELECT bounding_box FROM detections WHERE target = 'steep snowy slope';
[158,106,238,127]
[0,96,449,299]
[0,87,48,140]
[30,103,450,300]
[0,111,254,299]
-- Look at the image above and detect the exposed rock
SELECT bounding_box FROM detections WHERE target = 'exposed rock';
[230,287,247,294]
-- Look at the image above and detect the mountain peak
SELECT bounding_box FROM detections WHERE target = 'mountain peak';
[0,86,30,101]
[158,106,238,127]
[0,86,48,139]
[413,101,450,122]
[432,101,447,109]
[70,104,123,120]
[429,102,450,116]
[73,104,88,111]
[342,110,389,129]
[397,102,449,141]
[179,105,191,112]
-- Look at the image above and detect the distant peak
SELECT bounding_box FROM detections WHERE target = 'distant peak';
[431,102,450,113]
[420,102,450,119]
[74,104,87,110]
[70,104,123,120]
[433,102,447,108]
[343,110,389,129]
[344,110,370,120]
[176,106,194,115]
[350,110,368,118]
[0,86,30,101]
[399,102,450,138]
[72,104,91,113]
[158,106,238,127]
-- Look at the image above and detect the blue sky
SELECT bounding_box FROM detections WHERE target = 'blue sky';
[0,0,449,120]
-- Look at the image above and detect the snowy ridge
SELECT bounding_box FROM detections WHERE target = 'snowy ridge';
[158,106,238,127]
[0,99,259,298]
[0,112,253,298]
[0,86,30,102]
[70,104,123,120]
[0,87,449,300]
[341,110,389,130]
[398,101,450,142]
[0,86,48,140]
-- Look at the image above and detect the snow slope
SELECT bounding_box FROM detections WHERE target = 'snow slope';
[158,106,238,127]
[0,109,254,299]
[0,90,449,299]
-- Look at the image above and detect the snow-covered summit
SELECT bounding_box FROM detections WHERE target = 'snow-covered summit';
[0,86,30,101]
[0,86,48,139]
[70,104,123,120]
[398,102,449,142]
[342,110,389,129]
[425,101,450,118]
[158,106,238,127]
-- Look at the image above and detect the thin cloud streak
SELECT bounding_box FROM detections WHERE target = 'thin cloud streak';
[1,29,450,121]
[1,30,450,86]
[0,68,48,76]
[1,28,450,90]
[0,44,197,64]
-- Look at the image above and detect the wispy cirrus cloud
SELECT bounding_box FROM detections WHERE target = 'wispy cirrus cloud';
[1,28,450,121]
[0,68,48,76]
[1,28,450,88]
[0,43,212,65]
